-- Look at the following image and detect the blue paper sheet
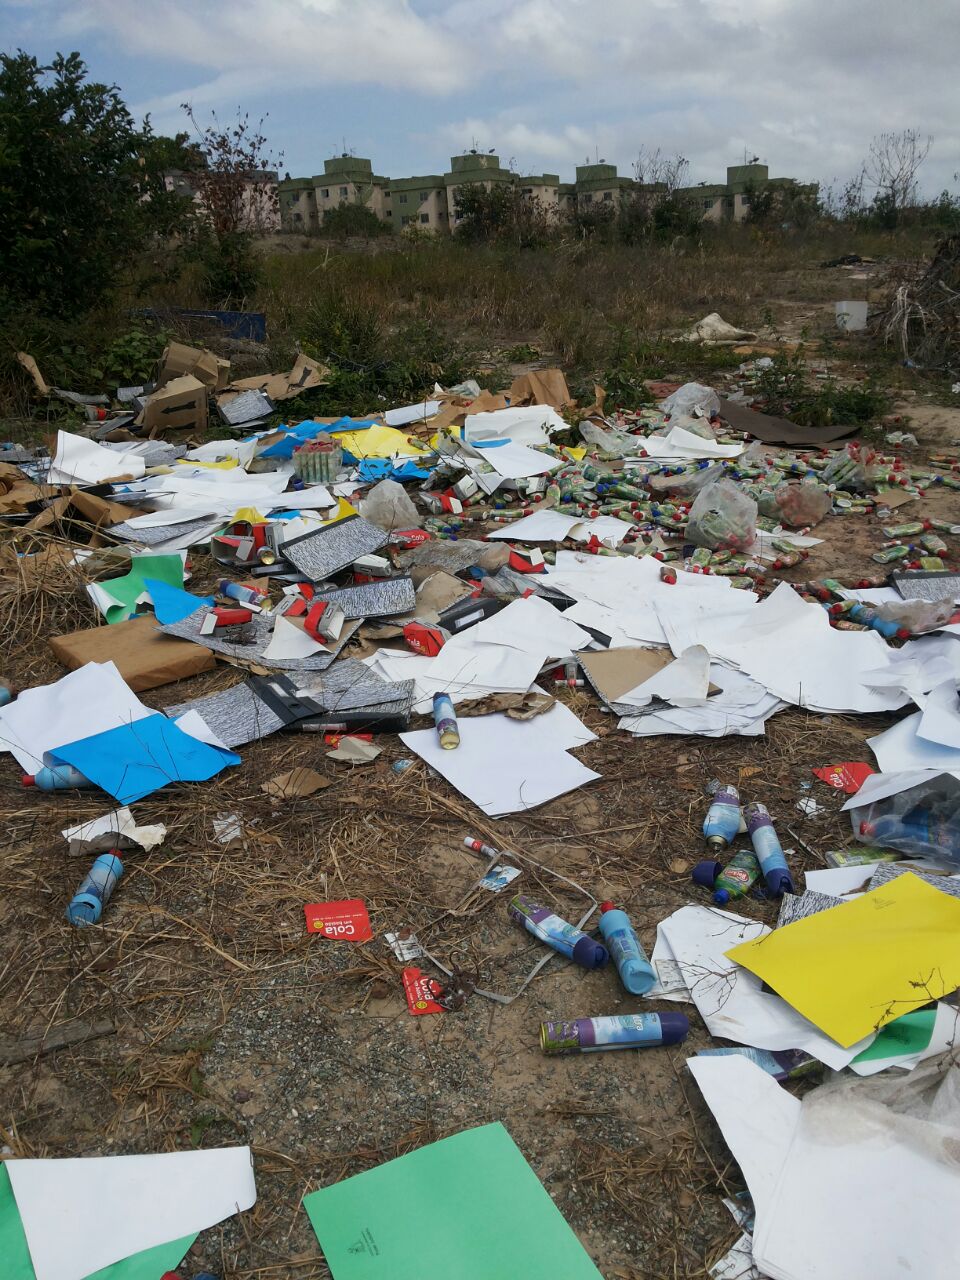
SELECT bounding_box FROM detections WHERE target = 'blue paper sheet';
[51,714,240,804]
[144,579,214,625]
[260,418,378,460]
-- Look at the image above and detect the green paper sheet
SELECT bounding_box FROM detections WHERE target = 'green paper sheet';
[99,554,185,625]
[0,1165,195,1280]
[302,1122,602,1280]
[852,1008,937,1064]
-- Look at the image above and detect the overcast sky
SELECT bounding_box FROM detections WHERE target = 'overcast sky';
[4,0,958,195]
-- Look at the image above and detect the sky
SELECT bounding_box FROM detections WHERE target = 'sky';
[3,0,959,196]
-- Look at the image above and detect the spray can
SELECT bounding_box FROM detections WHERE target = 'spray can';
[711,849,761,905]
[703,782,741,851]
[872,545,910,564]
[218,580,268,609]
[540,1013,689,1055]
[66,853,123,926]
[598,902,655,995]
[508,894,608,969]
[0,684,15,707]
[744,802,794,896]
[23,764,94,791]
[432,692,460,749]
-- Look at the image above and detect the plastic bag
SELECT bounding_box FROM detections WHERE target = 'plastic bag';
[768,481,832,528]
[669,413,717,440]
[687,478,757,551]
[657,382,721,418]
[579,420,637,458]
[361,478,422,530]
[823,446,867,492]
[874,599,957,635]
[850,775,960,868]
[648,463,722,499]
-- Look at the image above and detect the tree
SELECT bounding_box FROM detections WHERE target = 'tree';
[0,51,175,317]
[319,201,389,238]
[454,182,550,247]
[864,130,932,224]
[619,148,699,243]
[181,106,282,304]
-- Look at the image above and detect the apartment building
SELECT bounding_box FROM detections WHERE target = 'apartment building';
[164,169,281,232]
[277,153,813,233]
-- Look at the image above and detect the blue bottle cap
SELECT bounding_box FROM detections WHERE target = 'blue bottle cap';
[691,859,721,889]
[656,1012,690,1045]
[572,937,609,970]
[66,893,102,927]
[765,870,795,896]
[713,888,731,905]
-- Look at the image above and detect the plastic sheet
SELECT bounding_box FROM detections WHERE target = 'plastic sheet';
[687,478,757,552]
[658,382,721,418]
[850,774,960,867]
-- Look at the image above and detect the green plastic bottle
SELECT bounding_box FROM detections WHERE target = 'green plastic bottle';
[713,849,761,905]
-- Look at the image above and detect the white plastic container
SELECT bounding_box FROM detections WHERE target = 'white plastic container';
[835,300,868,331]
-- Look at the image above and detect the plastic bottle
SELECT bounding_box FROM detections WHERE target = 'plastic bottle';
[744,802,795,895]
[711,849,761,905]
[508,894,608,969]
[217,579,267,608]
[540,1013,689,1055]
[598,902,655,994]
[0,684,15,707]
[703,782,741,851]
[432,692,460,749]
[857,810,960,863]
[23,764,94,791]
[66,853,123,926]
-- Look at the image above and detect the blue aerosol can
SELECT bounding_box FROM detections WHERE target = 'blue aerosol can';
[508,895,608,969]
[598,902,655,994]
[703,782,741,851]
[23,764,95,791]
[0,684,15,707]
[66,853,123,926]
[745,802,795,896]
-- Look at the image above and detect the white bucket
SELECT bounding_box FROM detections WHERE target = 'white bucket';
[835,300,868,331]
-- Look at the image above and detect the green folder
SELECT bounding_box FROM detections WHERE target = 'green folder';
[99,554,185,624]
[303,1122,602,1280]
[0,1165,195,1280]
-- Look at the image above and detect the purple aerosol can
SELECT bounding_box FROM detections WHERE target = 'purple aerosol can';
[744,802,795,896]
[508,895,608,969]
[540,1013,689,1054]
[703,781,741,851]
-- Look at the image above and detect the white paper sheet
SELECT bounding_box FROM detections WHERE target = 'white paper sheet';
[658,905,870,1069]
[485,509,579,541]
[804,865,875,894]
[917,679,960,748]
[617,645,711,708]
[867,710,960,773]
[637,426,744,460]
[399,702,599,816]
[0,661,152,772]
[48,431,146,485]
[384,399,441,426]
[61,807,167,855]
[7,1145,256,1280]
[467,594,593,660]
[262,615,326,661]
[463,405,567,446]
[620,664,782,738]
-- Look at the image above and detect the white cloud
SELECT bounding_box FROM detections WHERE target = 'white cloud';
[15,0,960,192]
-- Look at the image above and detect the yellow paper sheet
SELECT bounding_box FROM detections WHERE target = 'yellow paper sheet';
[329,424,428,458]
[725,873,960,1048]
[175,457,237,470]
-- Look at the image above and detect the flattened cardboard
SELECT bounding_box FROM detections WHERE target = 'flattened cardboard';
[227,354,327,402]
[50,615,216,691]
[719,396,857,447]
[508,368,571,409]
[577,646,675,703]
[142,375,209,436]
[157,341,230,392]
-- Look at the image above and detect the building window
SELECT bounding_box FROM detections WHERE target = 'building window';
[603,190,613,202]
[401,215,411,227]
[582,192,593,203]
[399,194,408,205]
[419,213,429,224]
[386,210,392,217]
[703,199,713,210]
[339,186,348,197]
[321,188,329,198]
[419,190,428,201]
[522,187,533,195]
[383,190,390,198]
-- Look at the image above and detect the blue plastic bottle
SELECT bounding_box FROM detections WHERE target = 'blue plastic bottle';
[745,802,795,895]
[703,782,741,851]
[23,764,94,791]
[508,895,608,969]
[599,901,656,994]
[0,684,14,707]
[66,853,123,926]
[859,810,960,862]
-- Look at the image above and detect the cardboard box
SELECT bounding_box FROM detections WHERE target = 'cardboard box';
[141,375,209,436]
[157,341,230,392]
[49,615,216,691]
[227,353,327,402]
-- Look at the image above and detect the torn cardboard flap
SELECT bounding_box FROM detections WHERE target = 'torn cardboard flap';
[508,369,571,410]
[227,354,328,403]
[262,766,331,799]
[157,341,230,392]
[141,375,209,436]
[577,646,676,703]
[719,396,858,447]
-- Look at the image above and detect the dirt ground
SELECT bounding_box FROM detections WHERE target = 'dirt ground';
[3,266,960,1279]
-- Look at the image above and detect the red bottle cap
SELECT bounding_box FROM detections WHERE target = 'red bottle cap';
[22,774,35,787]
[599,900,615,913]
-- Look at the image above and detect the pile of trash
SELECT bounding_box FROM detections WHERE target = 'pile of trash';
[2,343,960,1280]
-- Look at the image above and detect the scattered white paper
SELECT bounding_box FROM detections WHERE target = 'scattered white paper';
[61,807,166,855]
[868,711,960,773]
[384,399,441,426]
[618,644,711,708]
[6,1145,257,1280]
[917,679,960,749]
[263,615,326,661]
[463,405,567,446]
[0,661,152,772]
[48,430,146,485]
